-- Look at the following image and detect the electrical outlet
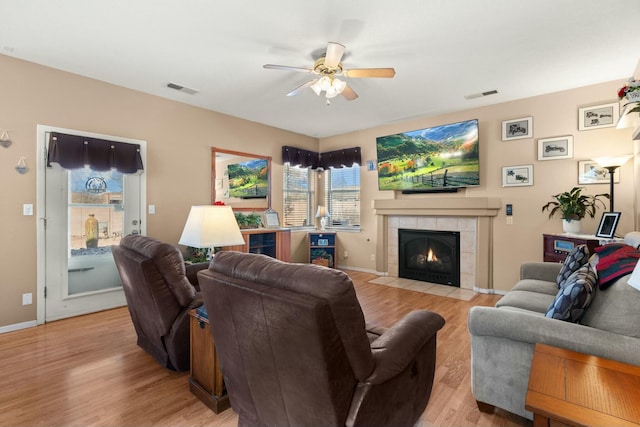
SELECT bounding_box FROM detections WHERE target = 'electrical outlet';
[370,254,376,261]
[343,251,348,259]
[22,293,32,305]
[506,216,513,225]
[148,204,156,214]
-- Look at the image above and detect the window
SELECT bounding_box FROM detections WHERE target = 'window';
[283,164,315,228]
[324,165,360,229]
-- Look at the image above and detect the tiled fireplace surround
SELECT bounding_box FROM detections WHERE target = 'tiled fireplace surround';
[374,197,501,291]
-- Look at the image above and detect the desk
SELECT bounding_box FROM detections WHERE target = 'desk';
[525,343,640,427]
[189,309,230,413]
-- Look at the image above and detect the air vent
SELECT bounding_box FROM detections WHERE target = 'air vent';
[167,82,199,95]
[464,89,498,100]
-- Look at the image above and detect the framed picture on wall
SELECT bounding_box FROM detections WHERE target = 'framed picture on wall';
[595,212,621,239]
[501,116,533,141]
[537,136,573,161]
[578,102,619,131]
[502,164,533,187]
[578,160,620,184]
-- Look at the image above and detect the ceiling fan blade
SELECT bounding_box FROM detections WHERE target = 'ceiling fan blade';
[344,68,396,78]
[263,64,313,73]
[341,85,358,101]
[324,42,346,68]
[286,80,317,97]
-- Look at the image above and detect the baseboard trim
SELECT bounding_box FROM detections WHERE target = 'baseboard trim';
[336,264,385,275]
[0,320,37,334]
[473,287,508,296]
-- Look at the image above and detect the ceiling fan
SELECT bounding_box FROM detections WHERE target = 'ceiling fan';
[263,42,395,102]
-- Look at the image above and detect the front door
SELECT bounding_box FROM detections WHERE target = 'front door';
[37,126,146,322]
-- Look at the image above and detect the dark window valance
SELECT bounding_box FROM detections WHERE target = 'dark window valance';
[47,132,144,174]
[282,145,361,170]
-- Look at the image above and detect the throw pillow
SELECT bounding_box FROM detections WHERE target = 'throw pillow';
[556,244,589,288]
[594,244,640,290]
[546,264,597,322]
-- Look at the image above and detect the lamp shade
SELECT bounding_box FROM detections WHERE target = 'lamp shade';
[593,155,633,168]
[315,206,330,218]
[178,205,245,248]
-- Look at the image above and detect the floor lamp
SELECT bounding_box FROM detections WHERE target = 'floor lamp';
[593,155,633,212]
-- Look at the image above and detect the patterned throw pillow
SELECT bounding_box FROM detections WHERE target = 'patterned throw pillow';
[556,244,589,288]
[546,264,597,322]
[594,243,640,289]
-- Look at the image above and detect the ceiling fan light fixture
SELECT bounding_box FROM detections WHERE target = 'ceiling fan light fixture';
[333,78,347,92]
[310,80,322,96]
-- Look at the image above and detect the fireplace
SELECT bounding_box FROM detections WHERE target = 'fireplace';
[398,229,460,287]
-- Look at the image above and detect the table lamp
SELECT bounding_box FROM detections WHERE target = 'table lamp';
[179,205,245,258]
[315,205,330,231]
[593,155,632,212]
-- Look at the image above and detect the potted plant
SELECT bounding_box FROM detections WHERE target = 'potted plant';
[541,186,609,233]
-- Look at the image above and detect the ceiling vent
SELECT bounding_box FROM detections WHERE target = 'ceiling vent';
[167,82,199,95]
[464,90,498,100]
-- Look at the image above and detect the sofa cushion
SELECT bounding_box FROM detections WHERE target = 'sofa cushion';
[556,244,589,288]
[511,279,559,296]
[545,264,596,322]
[594,243,640,289]
[581,274,640,339]
[496,290,556,314]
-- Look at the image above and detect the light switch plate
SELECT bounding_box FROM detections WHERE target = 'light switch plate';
[23,204,33,216]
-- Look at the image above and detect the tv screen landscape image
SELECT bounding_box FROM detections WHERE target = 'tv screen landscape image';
[227,158,269,199]
[376,119,479,191]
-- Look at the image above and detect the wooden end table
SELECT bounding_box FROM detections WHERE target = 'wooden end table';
[526,343,640,427]
[189,308,230,413]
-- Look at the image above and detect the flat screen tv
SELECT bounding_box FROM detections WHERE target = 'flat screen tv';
[376,119,479,192]
[227,159,269,199]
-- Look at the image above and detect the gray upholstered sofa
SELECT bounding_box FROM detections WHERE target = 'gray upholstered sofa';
[468,239,640,420]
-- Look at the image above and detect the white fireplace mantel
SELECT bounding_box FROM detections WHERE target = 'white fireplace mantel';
[374,197,501,290]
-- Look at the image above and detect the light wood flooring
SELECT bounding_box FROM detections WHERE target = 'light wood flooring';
[0,270,530,427]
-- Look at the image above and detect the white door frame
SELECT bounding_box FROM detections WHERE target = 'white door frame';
[36,125,147,325]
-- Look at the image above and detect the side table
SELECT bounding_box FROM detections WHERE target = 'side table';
[542,234,601,263]
[189,308,230,413]
[526,343,640,426]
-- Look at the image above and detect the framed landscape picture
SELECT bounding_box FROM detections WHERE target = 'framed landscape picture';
[578,160,620,184]
[502,164,533,187]
[537,136,573,161]
[578,102,619,131]
[502,116,533,141]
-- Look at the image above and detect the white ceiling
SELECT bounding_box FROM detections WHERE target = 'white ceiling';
[1,0,639,138]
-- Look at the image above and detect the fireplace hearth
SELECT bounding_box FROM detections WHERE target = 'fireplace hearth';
[398,229,460,287]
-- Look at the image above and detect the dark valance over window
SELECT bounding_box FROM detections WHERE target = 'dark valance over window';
[47,132,144,173]
[282,146,361,169]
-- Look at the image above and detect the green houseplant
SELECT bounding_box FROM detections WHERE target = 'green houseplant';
[541,186,608,233]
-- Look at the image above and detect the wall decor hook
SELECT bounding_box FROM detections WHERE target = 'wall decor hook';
[0,130,11,148]
[16,156,28,174]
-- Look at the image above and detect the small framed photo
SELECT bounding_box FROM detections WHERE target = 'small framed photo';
[537,136,573,161]
[262,208,280,228]
[502,164,533,187]
[578,160,620,184]
[595,212,621,239]
[502,116,533,141]
[578,102,619,131]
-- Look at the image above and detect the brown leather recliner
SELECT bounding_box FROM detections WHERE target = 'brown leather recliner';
[197,251,445,427]
[112,235,206,371]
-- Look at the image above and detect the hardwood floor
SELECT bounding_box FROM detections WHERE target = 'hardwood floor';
[0,270,530,427]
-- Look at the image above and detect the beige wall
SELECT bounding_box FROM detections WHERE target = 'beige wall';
[320,81,637,292]
[0,54,317,328]
[1,52,637,329]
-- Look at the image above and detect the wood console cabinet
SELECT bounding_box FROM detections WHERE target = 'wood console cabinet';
[189,309,229,413]
[224,228,291,261]
[308,232,337,268]
[543,233,601,263]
